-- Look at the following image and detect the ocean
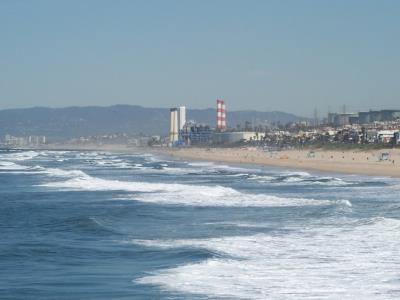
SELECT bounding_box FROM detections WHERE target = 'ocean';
[1,149,400,299]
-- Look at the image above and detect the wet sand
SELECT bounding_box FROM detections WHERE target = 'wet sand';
[165,147,400,177]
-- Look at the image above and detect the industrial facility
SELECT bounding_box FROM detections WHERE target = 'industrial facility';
[169,100,228,146]
[169,106,186,145]
[169,99,266,146]
[180,122,213,145]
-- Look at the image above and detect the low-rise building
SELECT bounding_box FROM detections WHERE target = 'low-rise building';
[213,131,266,144]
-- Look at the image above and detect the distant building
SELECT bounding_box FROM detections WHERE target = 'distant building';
[327,113,336,125]
[213,131,265,144]
[180,122,213,145]
[334,113,358,126]
[359,110,400,124]
[178,106,186,131]
[4,134,46,147]
[169,106,186,145]
[170,108,178,144]
[377,130,398,144]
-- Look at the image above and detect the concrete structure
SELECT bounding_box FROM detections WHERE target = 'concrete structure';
[359,110,400,124]
[327,113,336,125]
[216,99,226,131]
[169,108,179,144]
[330,113,358,126]
[180,122,213,145]
[328,110,400,127]
[178,106,186,131]
[213,131,265,144]
[169,106,186,145]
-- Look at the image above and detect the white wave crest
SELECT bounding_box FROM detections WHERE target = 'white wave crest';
[133,190,342,207]
[39,168,343,207]
[0,161,32,170]
[43,168,88,178]
[336,199,352,207]
[135,217,400,299]
[249,173,351,186]
[0,151,39,161]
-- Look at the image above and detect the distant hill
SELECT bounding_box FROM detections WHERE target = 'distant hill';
[0,105,309,141]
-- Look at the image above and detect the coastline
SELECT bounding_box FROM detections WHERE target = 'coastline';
[8,143,400,177]
[164,147,400,178]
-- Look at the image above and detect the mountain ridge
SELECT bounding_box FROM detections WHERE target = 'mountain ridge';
[0,105,309,141]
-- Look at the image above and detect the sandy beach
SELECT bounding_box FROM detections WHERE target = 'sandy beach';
[165,147,400,177]
[35,143,400,177]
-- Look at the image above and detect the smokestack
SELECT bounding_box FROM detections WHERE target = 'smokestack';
[170,108,179,144]
[216,99,226,131]
[170,106,186,145]
[178,106,186,130]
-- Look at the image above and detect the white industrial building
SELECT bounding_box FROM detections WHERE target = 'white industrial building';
[169,106,186,145]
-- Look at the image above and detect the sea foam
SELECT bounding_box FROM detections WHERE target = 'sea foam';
[39,167,350,208]
[0,161,32,170]
[0,150,39,161]
[135,217,400,299]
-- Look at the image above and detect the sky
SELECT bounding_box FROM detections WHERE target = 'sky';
[1,0,399,117]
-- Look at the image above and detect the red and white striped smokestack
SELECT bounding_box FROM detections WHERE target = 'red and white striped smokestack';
[216,99,226,130]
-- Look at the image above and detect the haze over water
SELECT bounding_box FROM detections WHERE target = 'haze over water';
[1,149,400,299]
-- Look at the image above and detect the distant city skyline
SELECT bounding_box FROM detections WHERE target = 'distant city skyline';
[1,0,400,117]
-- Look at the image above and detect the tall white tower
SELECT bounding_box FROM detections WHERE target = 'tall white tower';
[169,106,186,145]
[178,106,186,130]
[169,108,179,144]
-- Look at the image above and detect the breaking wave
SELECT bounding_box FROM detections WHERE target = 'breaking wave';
[0,150,39,161]
[134,217,400,299]
[0,161,32,170]
[38,167,351,208]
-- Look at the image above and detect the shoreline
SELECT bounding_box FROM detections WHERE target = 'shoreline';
[164,147,400,178]
[4,143,400,177]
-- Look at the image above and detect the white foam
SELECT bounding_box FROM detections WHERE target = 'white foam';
[281,171,312,177]
[0,161,31,170]
[283,176,303,182]
[0,151,39,161]
[133,190,342,207]
[336,199,352,207]
[43,168,88,178]
[249,173,352,186]
[39,170,345,207]
[135,217,400,299]
[187,161,216,167]
[248,174,275,182]
[94,159,132,168]
[41,176,229,196]
[188,161,257,172]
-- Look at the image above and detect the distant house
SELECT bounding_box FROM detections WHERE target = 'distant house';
[377,130,398,143]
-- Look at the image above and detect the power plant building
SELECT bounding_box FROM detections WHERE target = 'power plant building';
[178,106,186,131]
[169,108,178,143]
[169,106,186,145]
[180,122,213,145]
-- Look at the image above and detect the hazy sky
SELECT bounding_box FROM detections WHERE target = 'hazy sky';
[1,0,399,117]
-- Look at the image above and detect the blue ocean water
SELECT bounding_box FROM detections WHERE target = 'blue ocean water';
[1,149,400,299]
